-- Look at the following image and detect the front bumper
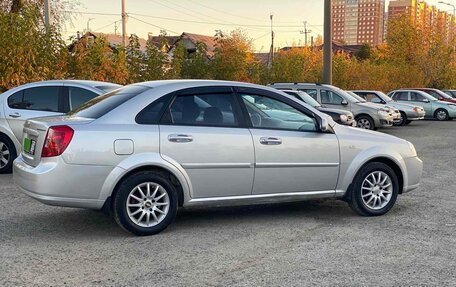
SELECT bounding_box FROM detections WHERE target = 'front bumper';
[406,110,426,120]
[402,156,423,193]
[13,155,112,209]
[378,114,394,127]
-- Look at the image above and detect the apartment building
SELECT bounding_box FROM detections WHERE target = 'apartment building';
[332,0,385,46]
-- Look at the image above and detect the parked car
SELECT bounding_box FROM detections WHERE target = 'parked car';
[442,90,456,98]
[268,83,395,130]
[279,89,356,126]
[14,80,423,236]
[409,88,456,104]
[350,90,425,126]
[388,89,456,121]
[346,91,402,124]
[0,80,121,173]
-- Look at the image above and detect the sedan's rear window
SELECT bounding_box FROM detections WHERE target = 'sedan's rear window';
[67,85,148,119]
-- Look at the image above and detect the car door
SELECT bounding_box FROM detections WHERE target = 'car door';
[410,92,432,116]
[4,85,64,142]
[236,87,340,195]
[159,86,255,199]
[319,89,351,112]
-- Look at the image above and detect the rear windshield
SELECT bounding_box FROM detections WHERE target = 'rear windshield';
[96,84,122,93]
[67,85,148,119]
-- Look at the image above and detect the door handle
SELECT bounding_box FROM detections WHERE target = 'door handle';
[9,113,21,118]
[260,137,282,145]
[168,134,193,143]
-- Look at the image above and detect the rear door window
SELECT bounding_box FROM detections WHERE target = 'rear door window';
[9,86,62,112]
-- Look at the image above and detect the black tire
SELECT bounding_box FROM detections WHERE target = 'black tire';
[112,171,178,236]
[348,162,399,216]
[393,112,407,126]
[434,109,449,121]
[405,120,412,125]
[356,115,375,130]
[0,134,17,174]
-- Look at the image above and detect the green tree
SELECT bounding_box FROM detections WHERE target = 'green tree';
[126,34,145,83]
[143,41,167,81]
[182,42,212,79]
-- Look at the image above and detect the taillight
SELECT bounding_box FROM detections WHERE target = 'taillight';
[41,125,74,157]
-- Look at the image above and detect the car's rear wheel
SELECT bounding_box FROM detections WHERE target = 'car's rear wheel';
[356,115,375,130]
[112,171,178,236]
[393,112,407,126]
[348,162,399,216]
[0,135,17,174]
[434,109,449,121]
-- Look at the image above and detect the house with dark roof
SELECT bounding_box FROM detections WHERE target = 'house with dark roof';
[149,32,217,59]
[69,32,148,52]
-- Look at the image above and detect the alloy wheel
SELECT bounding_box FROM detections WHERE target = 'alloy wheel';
[361,171,393,210]
[0,141,10,169]
[357,118,371,129]
[126,182,170,228]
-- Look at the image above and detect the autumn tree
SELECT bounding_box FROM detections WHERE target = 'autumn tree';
[211,29,259,82]
[182,42,212,79]
[0,6,68,91]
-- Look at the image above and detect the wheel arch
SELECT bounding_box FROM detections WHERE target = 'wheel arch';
[99,153,193,209]
[338,148,407,197]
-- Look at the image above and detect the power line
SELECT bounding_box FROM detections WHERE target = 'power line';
[62,10,119,16]
[128,16,180,35]
[93,19,122,32]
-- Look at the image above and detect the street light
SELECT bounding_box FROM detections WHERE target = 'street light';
[439,1,456,51]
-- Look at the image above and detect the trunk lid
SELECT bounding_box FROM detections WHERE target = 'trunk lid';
[22,116,93,167]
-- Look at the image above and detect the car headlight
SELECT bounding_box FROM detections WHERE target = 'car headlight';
[340,114,348,122]
[413,107,421,112]
[378,110,389,117]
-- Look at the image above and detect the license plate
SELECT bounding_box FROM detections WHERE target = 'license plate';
[23,137,36,155]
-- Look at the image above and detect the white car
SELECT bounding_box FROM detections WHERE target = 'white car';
[0,80,121,173]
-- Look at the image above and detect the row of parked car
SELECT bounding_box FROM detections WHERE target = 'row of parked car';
[0,80,454,175]
[269,83,456,130]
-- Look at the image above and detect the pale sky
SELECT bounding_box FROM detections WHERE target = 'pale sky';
[64,0,447,51]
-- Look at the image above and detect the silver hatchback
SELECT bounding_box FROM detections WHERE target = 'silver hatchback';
[14,80,423,236]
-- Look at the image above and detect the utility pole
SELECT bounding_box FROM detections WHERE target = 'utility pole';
[121,0,127,47]
[268,14,275,69]
[300,21,312,46]
[86,18,94,32]
[322,0,332,84]
[44,0,51,31]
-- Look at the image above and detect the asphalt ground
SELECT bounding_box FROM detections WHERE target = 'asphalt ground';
[1,120,455,286]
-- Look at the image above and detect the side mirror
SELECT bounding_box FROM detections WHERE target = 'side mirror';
[423,99,430,103]
[320,117,330,132]
[341,99,348,106]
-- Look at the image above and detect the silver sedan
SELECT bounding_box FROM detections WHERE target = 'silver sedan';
[14,80,423,236]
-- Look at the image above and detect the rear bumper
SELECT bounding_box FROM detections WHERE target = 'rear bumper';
[13,155,112,209]
[402,156,423,193]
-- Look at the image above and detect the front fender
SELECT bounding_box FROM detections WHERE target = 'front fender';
[337,146,407,195]
[98,152,193,204]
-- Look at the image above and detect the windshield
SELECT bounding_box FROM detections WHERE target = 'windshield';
[67,85,148,119]
[375,91,393,102]
[346,91,367,103]
[284,91,321,108]
[95,84,122,93]
[427,89,453,100]
[330,86,361,103]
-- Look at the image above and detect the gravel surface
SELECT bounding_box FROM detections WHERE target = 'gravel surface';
[1,120,455,286]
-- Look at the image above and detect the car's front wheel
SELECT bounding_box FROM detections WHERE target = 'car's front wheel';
[112,171,178,236]
[393,112,407,126]
[0,135,17,174]
[348,162,399,216]
[356,115,375,130]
